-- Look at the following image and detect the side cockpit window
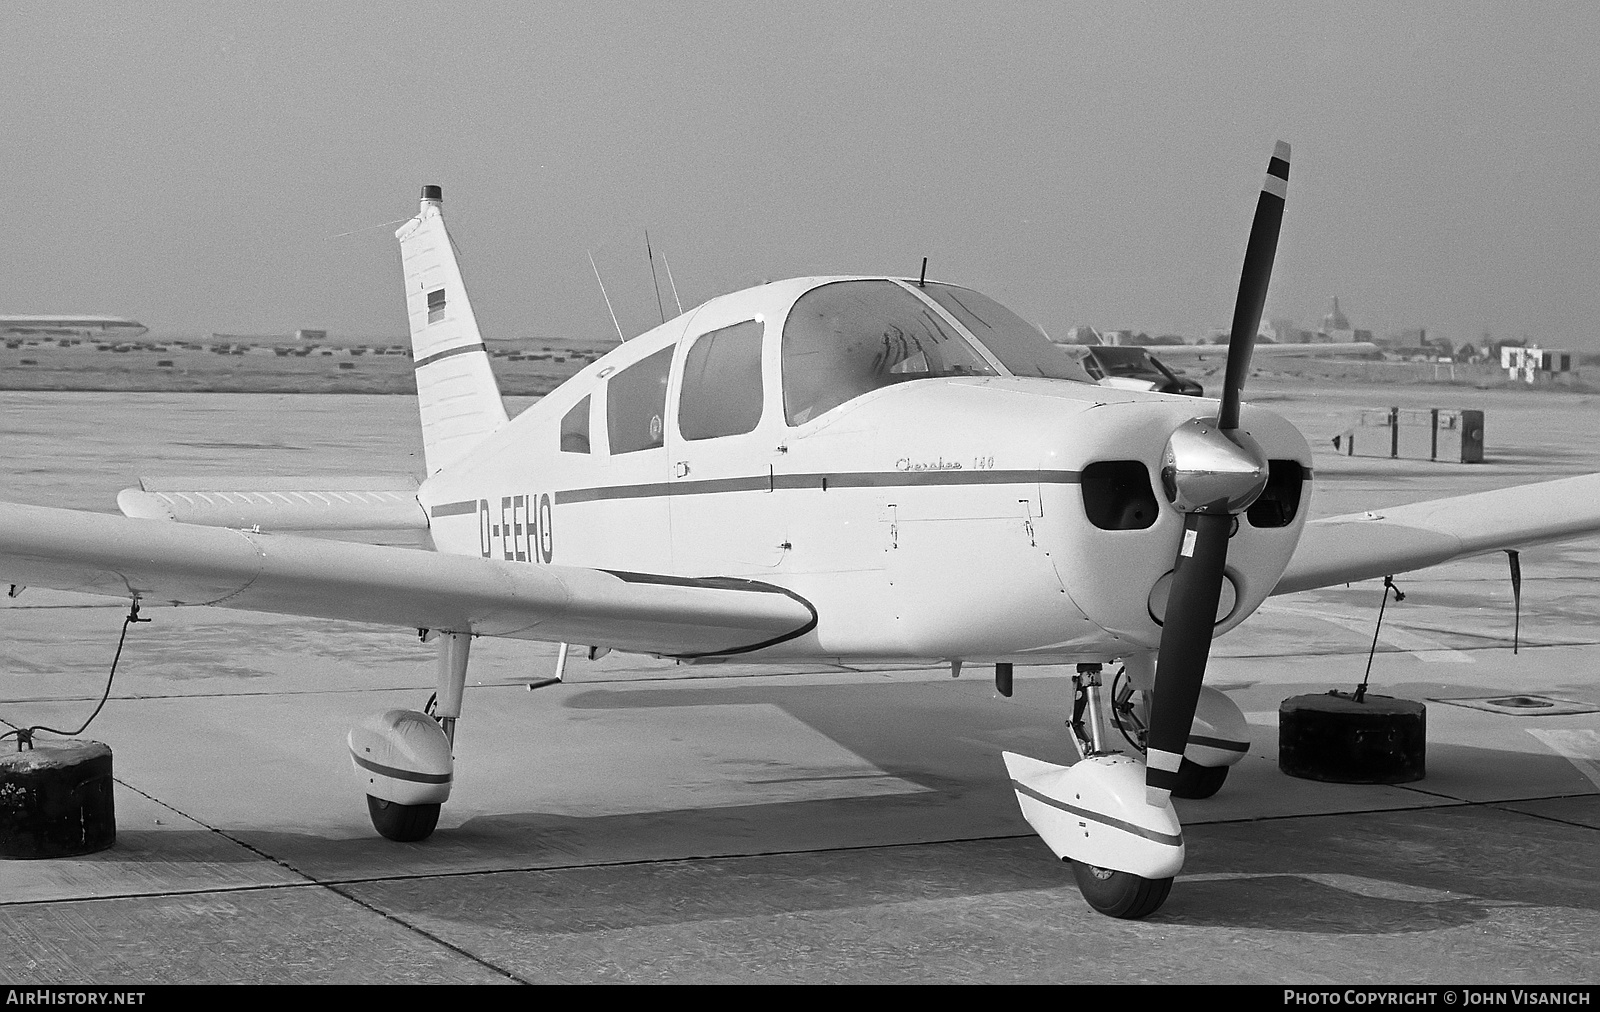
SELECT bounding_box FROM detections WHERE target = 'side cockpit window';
[559,395,590,453]
[608,346,673,454]
[680,320,764,440]
[782,280,997,425]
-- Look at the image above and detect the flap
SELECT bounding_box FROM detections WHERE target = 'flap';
[118,475,427,531]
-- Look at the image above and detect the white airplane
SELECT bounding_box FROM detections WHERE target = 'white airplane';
[7,143,1600,920]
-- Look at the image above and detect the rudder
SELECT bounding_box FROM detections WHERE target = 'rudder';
[395,185,509,475]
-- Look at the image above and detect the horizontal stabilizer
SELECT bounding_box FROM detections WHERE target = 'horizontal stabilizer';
[1276,472,1600,595]
[118,476,426,532]
[0,501,815,658]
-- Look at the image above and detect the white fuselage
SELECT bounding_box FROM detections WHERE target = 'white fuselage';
[418,277,1312,665]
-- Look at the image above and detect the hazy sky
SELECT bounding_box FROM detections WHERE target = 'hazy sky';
[3,2,1597,349]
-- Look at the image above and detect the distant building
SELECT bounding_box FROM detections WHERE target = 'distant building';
[1269,318,1310,343]
[1502,345,1573,383]
[296,329,328,342]
[1319,297,1356,343]
[0,315,147,339]
[1051,325,1102,346]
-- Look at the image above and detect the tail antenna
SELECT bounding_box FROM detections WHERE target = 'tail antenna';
[588,250,626,343]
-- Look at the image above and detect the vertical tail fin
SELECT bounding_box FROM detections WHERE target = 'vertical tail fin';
[395,185,509,475]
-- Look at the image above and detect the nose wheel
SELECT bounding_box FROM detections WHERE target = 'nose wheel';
[1072,861,1174,919]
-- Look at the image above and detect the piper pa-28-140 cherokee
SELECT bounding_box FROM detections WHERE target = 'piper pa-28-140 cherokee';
[6,143,1600,919]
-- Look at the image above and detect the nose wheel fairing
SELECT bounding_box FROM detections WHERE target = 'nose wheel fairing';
[1003,751,1184,880]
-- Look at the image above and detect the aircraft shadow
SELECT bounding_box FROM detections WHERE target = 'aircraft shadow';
[317,833,1080,936]
[1163,798,1600,931]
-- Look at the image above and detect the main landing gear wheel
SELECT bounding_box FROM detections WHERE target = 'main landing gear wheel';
[1172,758,1229,799]
[367,795,440,842]
[1071,862,1174,919]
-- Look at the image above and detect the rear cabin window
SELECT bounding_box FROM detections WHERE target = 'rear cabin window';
[679,320,764,440]
[559,395,590,453]
[607,346,673,454]
[919,283,1091,382]
[782,280,997,425]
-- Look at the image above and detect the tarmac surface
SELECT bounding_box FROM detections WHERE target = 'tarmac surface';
[3,384,1600,984]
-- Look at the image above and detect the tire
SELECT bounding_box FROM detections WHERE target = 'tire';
[1071,861,1173,919]
[1171,758,1229,799]
[366,795,440,842]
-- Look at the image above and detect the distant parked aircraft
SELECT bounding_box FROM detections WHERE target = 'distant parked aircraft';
[0,315,148,339]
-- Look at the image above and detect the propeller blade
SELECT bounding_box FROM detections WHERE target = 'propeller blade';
[1143,141,1292,807]
[1144,512,1232,806]
[1217,140,1290,432]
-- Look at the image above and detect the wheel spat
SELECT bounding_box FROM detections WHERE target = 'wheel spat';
[1145,142,1289,807]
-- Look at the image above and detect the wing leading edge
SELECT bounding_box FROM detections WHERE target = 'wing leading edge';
[1274,472,1600,595]
[0,502,813,658]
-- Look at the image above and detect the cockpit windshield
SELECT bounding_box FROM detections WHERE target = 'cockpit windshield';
[918,283,1092,383]
[782,280,998,425]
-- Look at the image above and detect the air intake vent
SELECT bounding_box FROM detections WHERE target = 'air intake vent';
[1246,460,1305,528]
[1081,461,1158,530]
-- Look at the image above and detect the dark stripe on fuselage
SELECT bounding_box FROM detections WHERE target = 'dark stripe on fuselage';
[553,468,1082,506]
[430,500,479,517]
[1010,780,1184,847]
[428,466,1303,517]
[414,342,488,369]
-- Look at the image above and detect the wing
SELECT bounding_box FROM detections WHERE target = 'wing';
[1140,342,1380,361]
[0,502,814,659]
[1274,473,1600,595]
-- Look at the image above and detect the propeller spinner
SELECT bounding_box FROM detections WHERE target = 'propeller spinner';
[1144,141,1289,807]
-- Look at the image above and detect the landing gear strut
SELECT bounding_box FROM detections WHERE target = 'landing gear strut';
[348,630,471,842]
[1044,662,1179,918]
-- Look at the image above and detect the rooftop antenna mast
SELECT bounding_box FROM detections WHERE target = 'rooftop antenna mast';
[645,231,667,325]
[587,249,626,342]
